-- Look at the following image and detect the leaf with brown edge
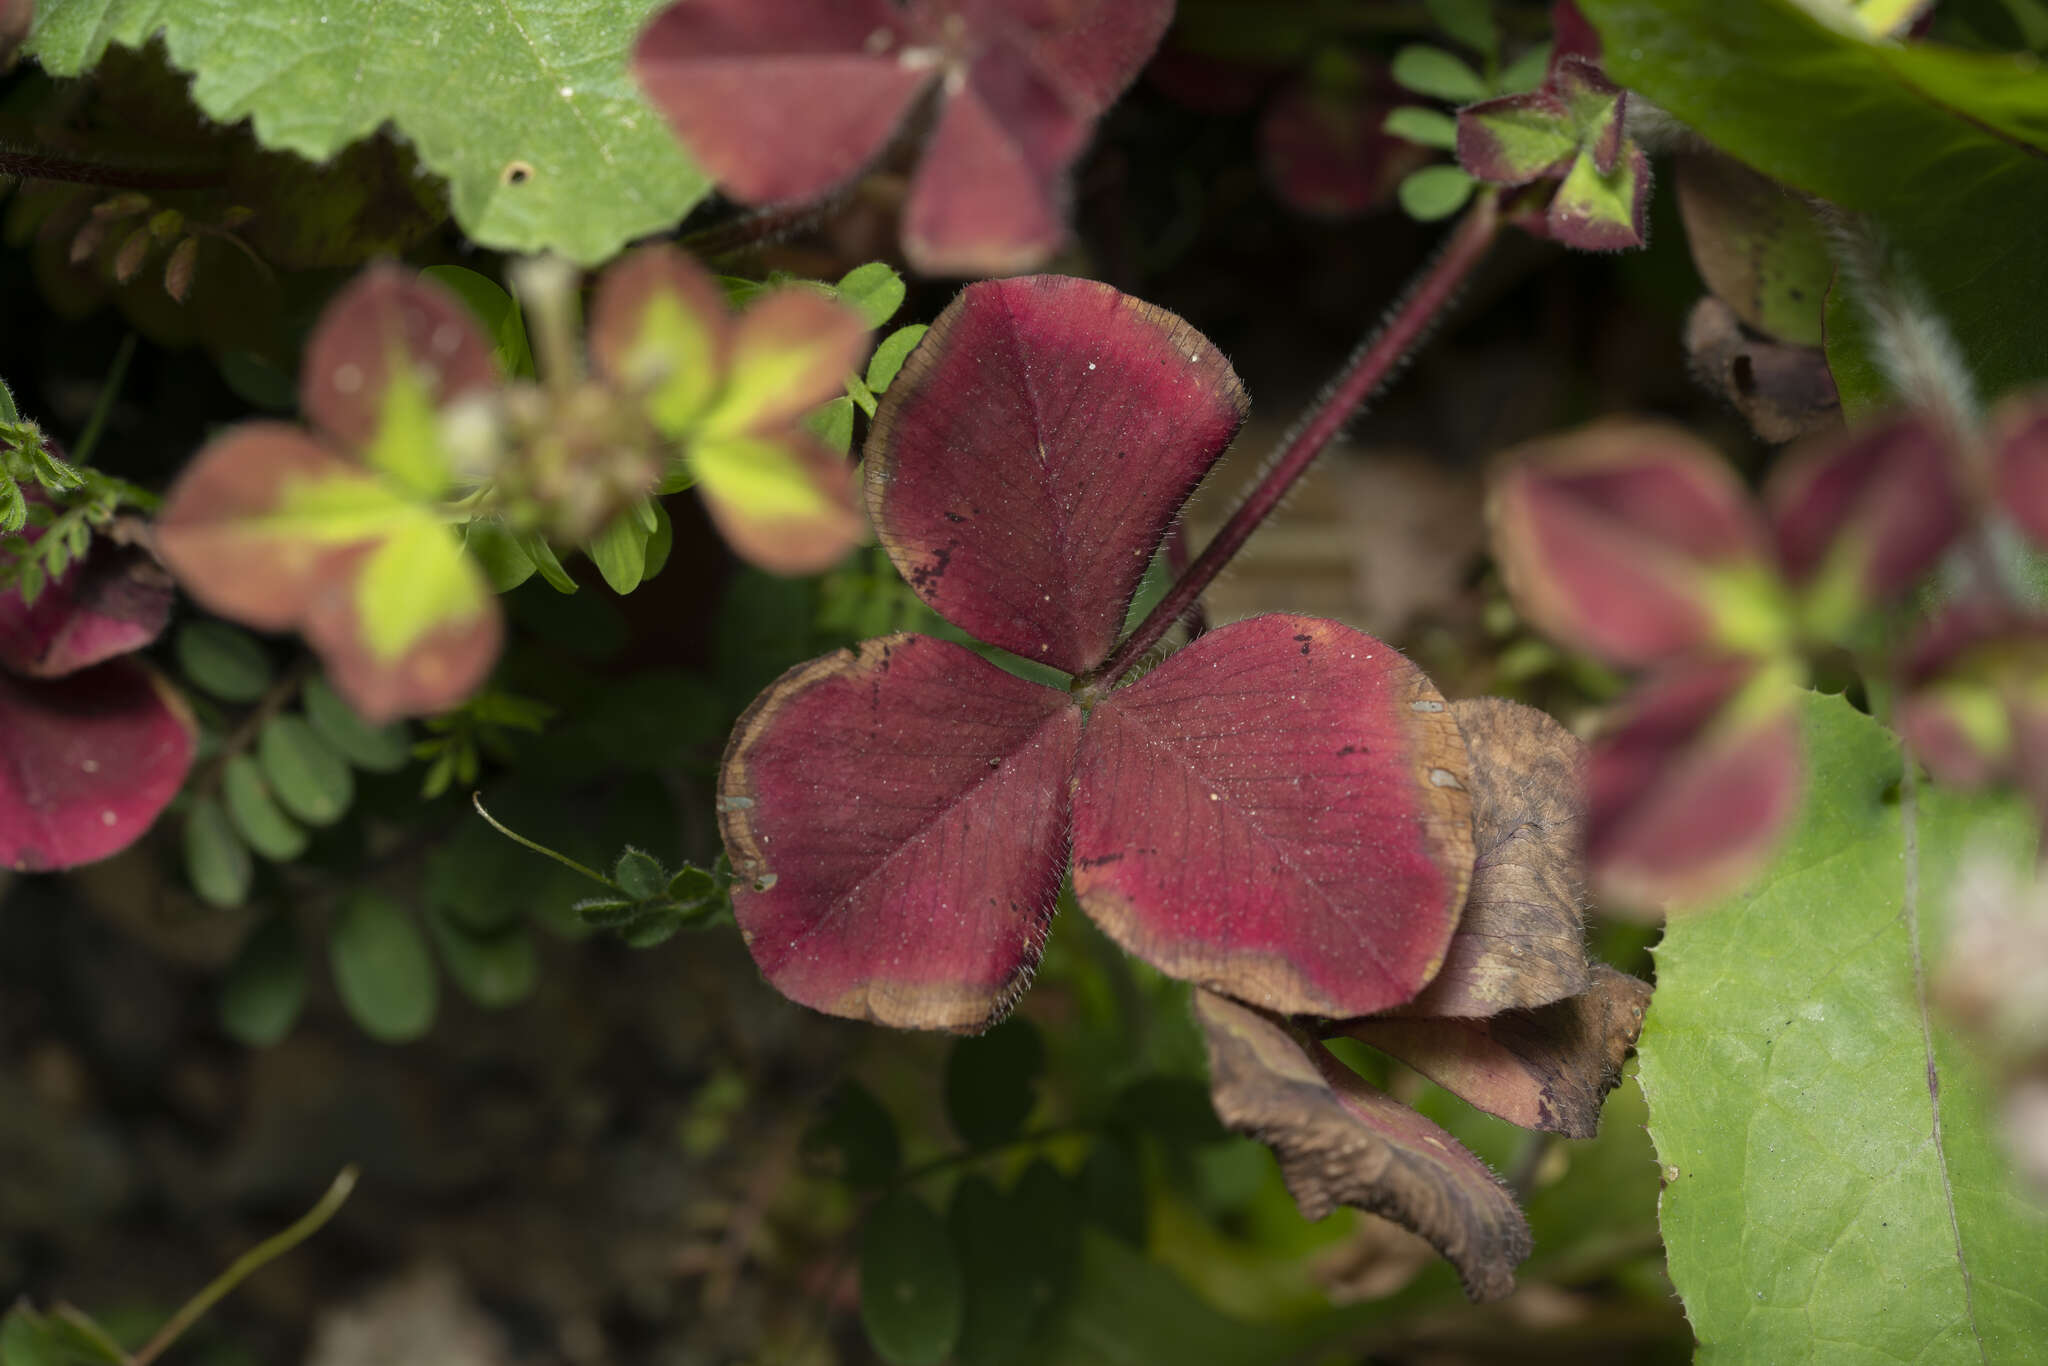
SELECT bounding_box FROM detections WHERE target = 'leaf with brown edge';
[298,265,499,482]
[1404,698,1591,1018]
[1336,965,1651,1139]
[632,0,930,207]
[1487,420,1784,667]
[719,632,1083,1032]
[0,513,172,678]
[1588,657,1804,912]
[155,423,501,723]
[1,659,196,872]
[1071,615,1474,1019]
[1195,989,1530,1302]
[866,275,1248,675]
[1991,388,2048,550]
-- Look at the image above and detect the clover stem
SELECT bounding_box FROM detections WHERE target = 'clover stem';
[1081,191,1502,690]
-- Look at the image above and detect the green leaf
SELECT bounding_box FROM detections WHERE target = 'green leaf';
[1384,105,1461,151]
[666,863,721,905]
[25,0,710,264]
[515,529,578,594]
[950,1163,1082,1366]
[1390,44,1490,103]
[1640,693,2048,1361]
[834,262,908,328]
[330,891,439,1043]
[1398,164,1478,220]
[641,498,673,581]
[421,264,535,378]
[184,795,252,908]
[612,845,667,900]
[218,914,309,1047]
[944,1016,1046,1147]
[223,753,309,861]
[0,376,18,424]
[427,907,538,1008]
[860,1191,964,1366]
[257,715,355,825]
[866,323,929,394]
[175,620,274,703]
[588,501,653,594]
[1583,0,2048,405]
[804,1078,901,1189]
[1077,1136,1147,1247]
[463,518,537,593]
[1426,0,1498,59]
[804,394,856,456]
[303,677,412,773]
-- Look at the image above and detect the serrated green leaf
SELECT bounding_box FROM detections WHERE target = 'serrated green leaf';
[257,715,354,825]
[588,502,652,595]
[1391,44,1489,103]
[804,1079,901,1189]
[184,795,252,908]
[175,620,274,703]
[222,753,308,861]
[1641,693,2048,1362]
[612,846,667,900]
[944,1017,1045,1148]
[1384,105,1460,150]
[330,891,439,1043]
[25,0,710,264]
[421,264,535,378]
[866,323,929,394]
[427,907,538,1008]
[835,262,907,328]
[1584,0,2048,407]
[302,677,412,773]
[218,913,308,1047]
[861,1191,964,1366]
[1398,164,1478,220]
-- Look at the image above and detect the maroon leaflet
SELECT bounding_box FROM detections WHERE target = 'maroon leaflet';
[298,263,499,452]
[1896,602,2048,824]
[866,274,1247,675]
[1,660,195,872]
[719,634,1082,1032]
[1071,615,1474,1019]
[633,0,1171,275]
[1196,990,1531,1303]
[1258,70,1422,219]
[1992,389,2048,548]
[0,509,172,678]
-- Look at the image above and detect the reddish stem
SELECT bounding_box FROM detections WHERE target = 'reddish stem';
[0,145,220,191]
[1080,190,1502,691]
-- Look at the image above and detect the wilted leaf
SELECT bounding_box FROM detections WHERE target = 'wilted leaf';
[156,423,502,722]
[0,660,195,872]
[1642,693,2048,1359]
[867,275,1248,675]
[1196,989,1530,1302]
[719,633,1082,1031]
[1338,965,1650,1138]
[1405,698,1592,1017]
[1072,615,1474,1019]
[26,0,711,263]
[1673,153,1831,347]
[1682,296,1841,445]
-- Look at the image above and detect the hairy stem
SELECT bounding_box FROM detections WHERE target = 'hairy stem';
[1080,191,1502,691]
[0,143,221,191]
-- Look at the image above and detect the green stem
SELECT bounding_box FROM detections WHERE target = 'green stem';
[128,1165,359,1366]
[471,791,620,891]
[891,1124,1093,1188]
[71,332,136,467]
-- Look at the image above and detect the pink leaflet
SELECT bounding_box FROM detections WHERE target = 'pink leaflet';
[1,659,195,872]
[1071,615,1475,1019]
[865,274,1247,675]
[719,632,1083,1032]
[1766,411,1961,605]
[1992,389,2048,549]
[298,266,499,454]
[0,517,171,677]
[1259,75,1424,219]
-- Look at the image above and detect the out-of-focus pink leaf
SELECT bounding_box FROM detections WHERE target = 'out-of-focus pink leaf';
[1196,989,1531,1302]
[1550,0,1602,65]
[693,430,866,576]
[976,0,1174,114]
[0,659,195,872]
[1991,388,2048,548]
[154,424,501,723]
[719,632,1083,1032]
[1766,412,1962,635]
[711,287,873,435]
[866,274,1247,674]
[1143,42,1277,116]
[299,265,499,458]
[1587,658,1803,911]
[633,0,927,206]
[0,0,30,63]
[588,244,733,437]
[0,517,172,677]
[1260,75,1424,218]
[1897,601,2048,803]
[1336,965,1651,1139]
[1487,421,1780,667]
[1071,615,1475,1018]
[1404,699,1591,1018]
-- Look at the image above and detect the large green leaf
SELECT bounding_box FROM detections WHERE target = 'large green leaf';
[1583,0,2048,410]
[25,0,709,263]
[1639,693,2048,1362]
